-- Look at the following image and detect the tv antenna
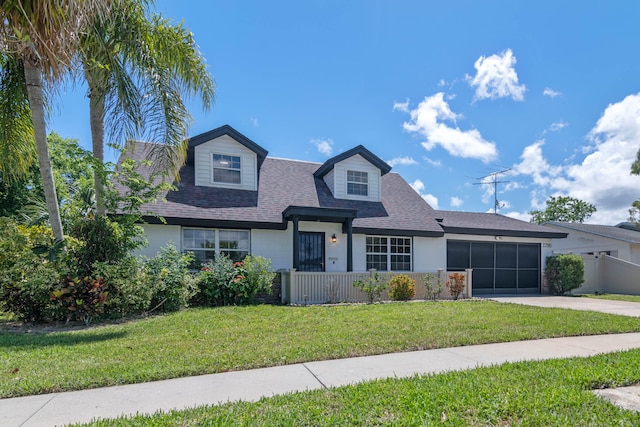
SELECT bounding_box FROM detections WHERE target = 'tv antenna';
[474,169,511,214]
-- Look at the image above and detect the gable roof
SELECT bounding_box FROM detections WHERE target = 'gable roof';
[124,142,443,236]
[313,145,392,178]
[186,125,268,168]
[434,210,568,239]
[544,222,640,244]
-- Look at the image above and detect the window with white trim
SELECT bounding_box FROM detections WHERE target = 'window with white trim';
[366,236,412,271]
[347,170,368,196]
[212,153,241,184]
[182,228,249,266]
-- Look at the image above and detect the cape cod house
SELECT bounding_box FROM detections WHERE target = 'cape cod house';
[119,125,566,297]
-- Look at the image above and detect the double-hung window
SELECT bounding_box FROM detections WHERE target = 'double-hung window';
[366,236,412,271]
[183,228,249,266]
[212,153,241,184]
[347,170,368,196]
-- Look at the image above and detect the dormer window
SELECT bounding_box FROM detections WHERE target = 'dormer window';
[212,153,241,184]
[347,170,368,196]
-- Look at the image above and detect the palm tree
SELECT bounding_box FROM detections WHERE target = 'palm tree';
[0,54,34,182]
[0,0,113,241]
[81,1,215,215]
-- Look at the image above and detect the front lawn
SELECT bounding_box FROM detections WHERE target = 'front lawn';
[79,349,640,426]
[580,293,640,303]
[3,301,640,398]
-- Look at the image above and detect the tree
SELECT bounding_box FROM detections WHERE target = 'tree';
[0,0,113,241]
[529,196,597,224]
[80,1,215,215]
[629,200,640,226]
[630,151,640,226]
[632,149,640,175]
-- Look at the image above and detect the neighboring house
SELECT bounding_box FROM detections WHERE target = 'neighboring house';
[544,222,640,264]
[118,125,566,295]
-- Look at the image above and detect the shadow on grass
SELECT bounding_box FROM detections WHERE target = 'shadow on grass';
[0,329,127,348]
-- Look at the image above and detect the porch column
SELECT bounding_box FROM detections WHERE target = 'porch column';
[292,216,299,270]
[346,217,353,272]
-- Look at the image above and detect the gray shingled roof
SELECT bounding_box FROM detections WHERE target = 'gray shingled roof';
[115,138,567,239]
[117,141,444,236]
[434,210,568,238]
[544,222,640,243]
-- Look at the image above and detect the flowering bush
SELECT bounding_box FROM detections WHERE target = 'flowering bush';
[388,274,416,301]
[446,272,466,300]
[196,254,274,306]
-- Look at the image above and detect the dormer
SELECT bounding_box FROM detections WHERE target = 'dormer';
[314,145,392,202]
[186,125,267,191]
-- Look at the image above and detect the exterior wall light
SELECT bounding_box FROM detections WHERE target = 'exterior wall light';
[331,233,337,243]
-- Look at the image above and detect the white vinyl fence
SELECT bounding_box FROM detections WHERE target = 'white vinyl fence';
[281,269,473,305]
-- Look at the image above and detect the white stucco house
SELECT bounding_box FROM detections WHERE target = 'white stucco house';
[118,125,567,296]
[544,222,640,264]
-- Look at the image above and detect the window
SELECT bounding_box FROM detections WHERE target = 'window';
[366,236,412,271]
[347,170,368,196]
[183,228,249,266]
[212,153,241,184]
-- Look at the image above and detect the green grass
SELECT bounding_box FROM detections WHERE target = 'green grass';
[579,293,640,303]
[76,349,640,426]
[3,301,640,398]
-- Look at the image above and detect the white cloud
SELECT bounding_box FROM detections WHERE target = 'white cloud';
[548,121,568,132]
[410,179,439,209]
[397,93,498,163]
[450,196,463,207]
[250,117,259,126]
[387,156,418,167]
[543,88,562,98]
[514,140,562,186]
[311,138,334,156]
[392,100,409,113]
[503,211,532,222]
[512,92,640,224]
[423,156,442,167]
[466,49,526,101]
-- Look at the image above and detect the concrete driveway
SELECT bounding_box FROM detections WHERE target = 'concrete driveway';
[488,295,640,317]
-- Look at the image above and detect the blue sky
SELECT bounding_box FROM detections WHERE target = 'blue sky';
[50,1,640,224]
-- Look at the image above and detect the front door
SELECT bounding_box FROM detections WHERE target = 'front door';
[298,232,325,272]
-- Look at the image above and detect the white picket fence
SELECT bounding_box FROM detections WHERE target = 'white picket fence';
[281,269,473,305]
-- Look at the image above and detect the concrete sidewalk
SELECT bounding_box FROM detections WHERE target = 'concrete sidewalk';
[3,332,640,427]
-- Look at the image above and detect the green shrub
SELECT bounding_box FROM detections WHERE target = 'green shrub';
[352,272,389,304]
[196,254,276,306]
[93,257,152,316]
[423,272,442,300]
[545,254,585,295]
[0,219,61,322]
[388,274,416,301]
[241,255,276,301]
[67,215,145,277]
[145,243,197,312]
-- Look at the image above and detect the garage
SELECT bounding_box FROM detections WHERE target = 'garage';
[447,240,541,294]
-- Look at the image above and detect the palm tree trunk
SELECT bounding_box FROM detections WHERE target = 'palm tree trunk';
[22,61,65,242]
[87,76,107,216]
